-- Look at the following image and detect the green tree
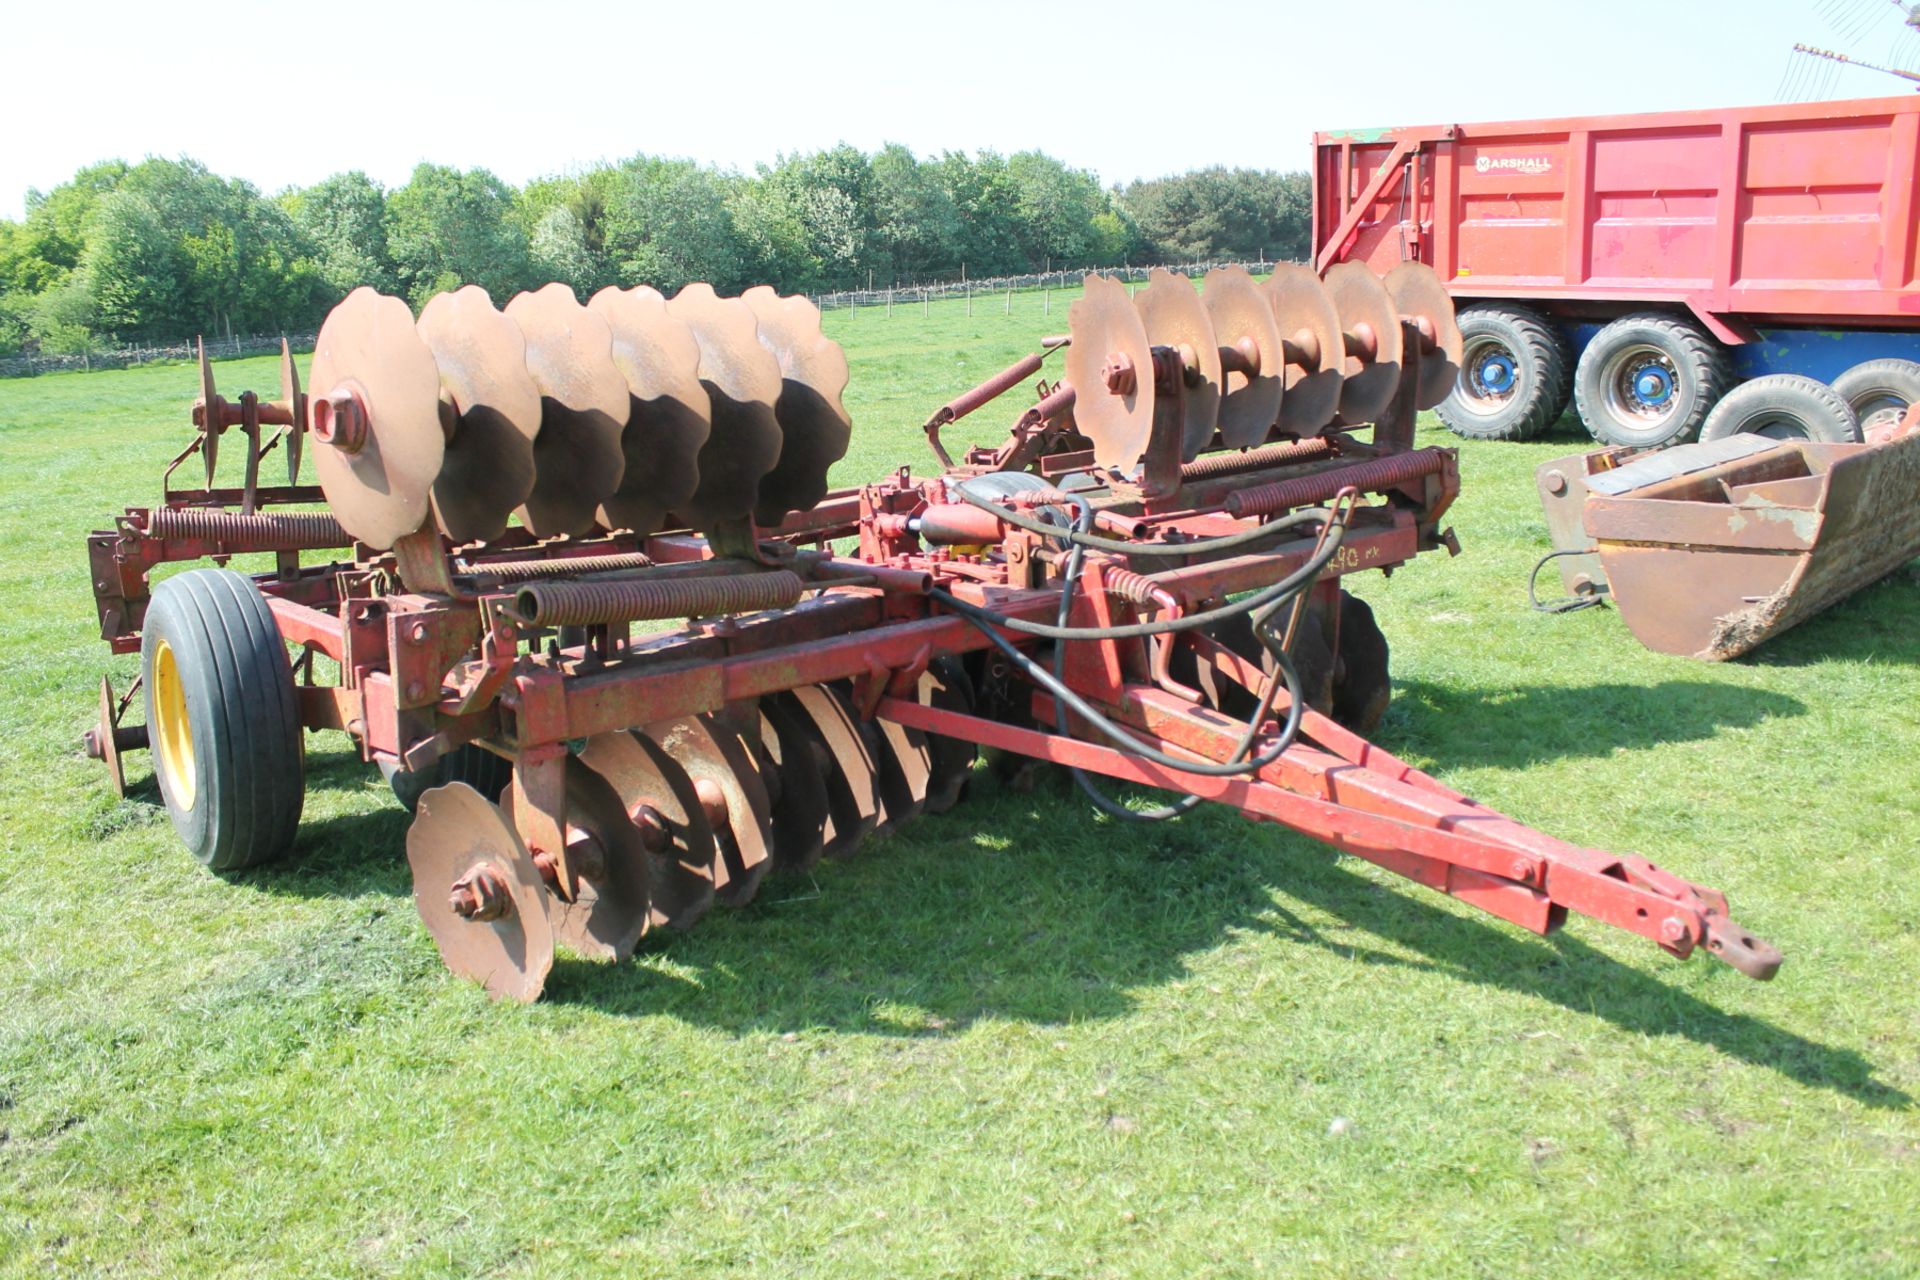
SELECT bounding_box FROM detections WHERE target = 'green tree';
[1119,167,1312,262]
[386,164,532,306]
[516,170,617,291]
[0,161,128,295]
[285,171,396,295]
[868,144,963,282]
[28,278,101,366]
[603,158,744,294]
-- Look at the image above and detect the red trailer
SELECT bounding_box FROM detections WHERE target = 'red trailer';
[1315,95,1920,447]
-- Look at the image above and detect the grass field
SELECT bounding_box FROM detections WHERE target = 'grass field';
[2,287,1918,1278]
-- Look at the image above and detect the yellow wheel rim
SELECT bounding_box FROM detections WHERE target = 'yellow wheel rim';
[151,637,196,810]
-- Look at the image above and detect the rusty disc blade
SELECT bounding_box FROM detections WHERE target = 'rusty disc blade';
[1064,274,1156,471]
[503,283,630,537]
[916,657,977,815]
[577,729,717,932]
[279,338,305,486]
[502,757,652,962]
[94,676,126,798]
[197,338,220,488]
[1384,261,1464,410]
[309,288,446,548]
[663,284,784,533]
[1263,264,1345,436]
[1203,266,1286,449]
[587,285,713,534]
[417,286,541,543]
[755,695,832,871]
[1134,269,1222,461]
[646,713,774,907]
[785,685,883,859]
[1324,263,1405,425]
[740,286,853,526]
[817,681,930,832]
[407,782,554,1002]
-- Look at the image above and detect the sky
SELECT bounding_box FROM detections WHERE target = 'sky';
[3,0,1917,220]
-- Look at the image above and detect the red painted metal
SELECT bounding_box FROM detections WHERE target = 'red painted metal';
[1315,95,1920,339]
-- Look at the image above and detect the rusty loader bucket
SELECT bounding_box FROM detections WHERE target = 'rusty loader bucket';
[1536,424,1920,660]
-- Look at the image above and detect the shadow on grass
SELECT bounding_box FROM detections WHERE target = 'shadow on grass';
[1390,678,1805,768]
[218,726,1905,1111]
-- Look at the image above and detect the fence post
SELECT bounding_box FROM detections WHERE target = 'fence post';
[887,290,893,318]
[966,284,972,317]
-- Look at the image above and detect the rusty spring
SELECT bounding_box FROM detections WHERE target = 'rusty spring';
[1180,436,1334,481]
[1224,448,1451,519]
[147,507,350,549]
[1100,566,1161,606]
[513,569,806,627]
[462,552,656,584]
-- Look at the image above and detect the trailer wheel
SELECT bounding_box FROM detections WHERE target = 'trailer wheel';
[1436,305,1572,440]
[383,744,514,815]
[141,568,304,871]
[1699,375,1861,444]
[1830,358,1920,437]
[1574,313,1731,448]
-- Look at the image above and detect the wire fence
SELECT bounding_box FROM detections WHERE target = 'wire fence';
[0,257,1289,379]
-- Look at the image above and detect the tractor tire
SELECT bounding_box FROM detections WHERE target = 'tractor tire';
[1830,358,1920,438]
[141,568,304,871]
[383,744,514,815]
[1698,374,1861,444]
[1573,312,1732,448]
[1436,305,1572,441]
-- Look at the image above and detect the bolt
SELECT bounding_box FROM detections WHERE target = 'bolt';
[1509,856,1534,883]
[83,727,105,760]
[448,862,512,922]
[1544,469,1567,496]
[566,825,607,882]
[405,680,427,702]
[632,803,671,854]
[1101,352,1137,397]
[1659,916,1690,945]
[692,777,729,827]
[311,386,368,454]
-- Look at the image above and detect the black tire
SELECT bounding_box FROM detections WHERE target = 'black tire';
[383,744,514,815]
[1573,312,1732,448]
[1436,305,1573,441]
[141,568,304,871]
[1830,358,1920,437]
[1699,374,1861,444]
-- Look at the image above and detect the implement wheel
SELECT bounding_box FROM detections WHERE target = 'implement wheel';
[1698,375,1861,444]
[1436,305,1571,441]
[1574,312,1731,448]
[384,744,513,815]
[141,568,304,871]
[1830,358,1920,438]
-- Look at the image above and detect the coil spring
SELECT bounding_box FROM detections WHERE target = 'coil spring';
[514,569,806,627]
[1180,436,1334,481]
[1223,448,1451,519]
[1100,567,1161,607]
[147,508,349,550]
[464,552,656,584]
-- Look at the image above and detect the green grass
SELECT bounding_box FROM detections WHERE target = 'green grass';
[2,287,1919,1278]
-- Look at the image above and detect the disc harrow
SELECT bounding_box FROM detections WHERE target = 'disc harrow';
[84,265,1783,1006]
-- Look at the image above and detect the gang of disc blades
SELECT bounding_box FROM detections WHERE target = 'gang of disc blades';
[1133,269,1222,461]
[1202,265,1286,449]
[309,287,447,549]
[501,756,652,962]
[502,283,630,537]
[663,283,785,532]
[1324,263,1405,425]
[577,729,718,932]
[1263,263,1345,436]
[1063,274,1156,471]
[407,781,554,1002]
[416,285,541,543]
[586,285,713,534]
[1383,261,1464,409]
[784,684,883,859]
[740,285,853,526]
[645,713,774,907]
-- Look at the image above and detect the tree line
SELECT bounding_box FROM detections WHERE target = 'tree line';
[0,147,1311,356]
